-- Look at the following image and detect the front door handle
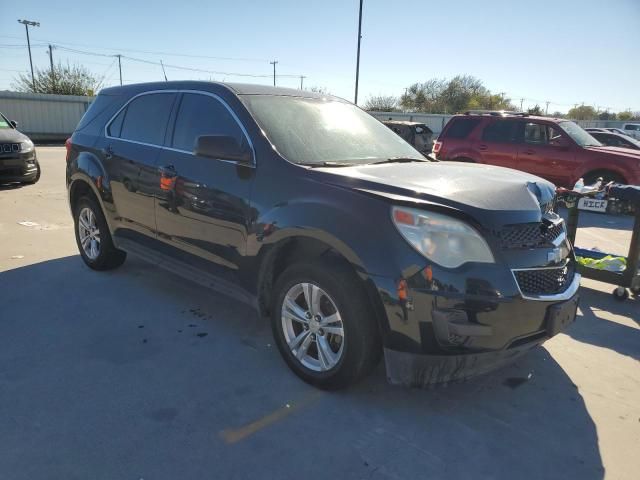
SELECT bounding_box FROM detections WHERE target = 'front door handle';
[478,144,488,151]
[523,149,535,155]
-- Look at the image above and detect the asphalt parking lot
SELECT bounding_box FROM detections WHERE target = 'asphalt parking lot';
[1,147,638,480]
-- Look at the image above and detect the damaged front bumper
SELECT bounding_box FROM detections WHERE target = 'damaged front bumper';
[375,265,580,388]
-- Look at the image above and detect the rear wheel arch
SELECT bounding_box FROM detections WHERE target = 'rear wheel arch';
[582,169,627,185]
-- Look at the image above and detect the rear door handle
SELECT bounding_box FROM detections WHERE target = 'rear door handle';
[523,149,535,155]
[478,144,488,151]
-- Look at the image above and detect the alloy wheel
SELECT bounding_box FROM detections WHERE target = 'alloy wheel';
[281,282,345,372]
[78,207,101,260]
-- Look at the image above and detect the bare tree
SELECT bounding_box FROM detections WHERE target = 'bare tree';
[363,95,398,112]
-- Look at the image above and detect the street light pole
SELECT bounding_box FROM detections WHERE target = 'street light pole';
[18,19,40,92]
[270,60,278,87]
[354,0,363,105]
[116,54,123,86]
[48,44,55,93]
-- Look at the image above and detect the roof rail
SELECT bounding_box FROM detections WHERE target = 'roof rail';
[463,110,529,117]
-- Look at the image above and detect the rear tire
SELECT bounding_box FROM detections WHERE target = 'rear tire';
[73,195,126,270]
[271,260,381,390]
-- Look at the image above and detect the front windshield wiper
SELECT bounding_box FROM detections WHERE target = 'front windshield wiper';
[368,157,428,165]
[298,161,356,168]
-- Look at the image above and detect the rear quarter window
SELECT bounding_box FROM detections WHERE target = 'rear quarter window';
[442,118,481,139]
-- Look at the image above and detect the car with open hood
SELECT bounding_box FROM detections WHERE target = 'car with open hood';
[66,82,580,389]
[0,111,40,185]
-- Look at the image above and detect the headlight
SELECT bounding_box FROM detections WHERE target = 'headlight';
[391,206,494,268]
[20,140,34,152]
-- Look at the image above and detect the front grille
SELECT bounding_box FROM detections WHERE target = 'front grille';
[499,220,565,249]
[0,143,20,153]
[514,262,574,296]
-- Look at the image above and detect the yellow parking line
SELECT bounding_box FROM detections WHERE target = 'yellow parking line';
[220,391,324,444]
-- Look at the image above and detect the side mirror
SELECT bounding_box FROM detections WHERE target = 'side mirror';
[194,135,252,164]
[10,120,18,128]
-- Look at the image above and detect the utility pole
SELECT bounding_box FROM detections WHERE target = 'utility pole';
[47,44,55,93]
[270,60,278,87]
[520,98,524,111]
[116,54,122,86]
[299,75,306,90]
[354,0,364,105]
[545,101,550,115]
[18,19,40,92]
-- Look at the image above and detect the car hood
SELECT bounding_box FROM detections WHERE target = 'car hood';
[315,161,555,227]
[0,128,29,143]
[585,145,640,159]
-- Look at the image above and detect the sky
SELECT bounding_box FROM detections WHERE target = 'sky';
[1,0,639,113]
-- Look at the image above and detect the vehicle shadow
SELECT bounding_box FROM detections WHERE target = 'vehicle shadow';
[565,285,639,360]
[0,182,24,191]
[0,255,604,480]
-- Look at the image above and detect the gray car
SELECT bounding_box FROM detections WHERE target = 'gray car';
[0,112,40,185]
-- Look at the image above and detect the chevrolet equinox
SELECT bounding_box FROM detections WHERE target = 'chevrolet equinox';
[66,82,580,389]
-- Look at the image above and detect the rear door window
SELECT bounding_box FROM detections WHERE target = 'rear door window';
[442,118,481,139]
[171,93,247,153]
[115,92,176,145]
[481,120,517,143]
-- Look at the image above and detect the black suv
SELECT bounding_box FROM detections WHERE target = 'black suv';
[0,112,40,185]
[66,82,580,389]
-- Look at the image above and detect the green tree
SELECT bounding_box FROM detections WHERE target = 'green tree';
[12,62,101,96]
[363,95,399,112]
[399,75,514,113]
[527,104,544,115]
[567,105,597,120]
[617,111,633,121]
[597,111,616,120]
[551,111,566,118]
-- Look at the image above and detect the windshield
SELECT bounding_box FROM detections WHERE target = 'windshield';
[241,96,424,165]
[558,121,602,147]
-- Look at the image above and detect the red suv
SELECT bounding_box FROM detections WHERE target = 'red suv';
[433,111,640,187]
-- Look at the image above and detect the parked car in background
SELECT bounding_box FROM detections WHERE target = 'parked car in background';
[66,82,579,389]
[605,127,630,136]
[433,111,640,186]
[588,131,640,150]
[622,123,640,140]
[0,111,40,185]
[585,128,608,134]
[381,120,433,156]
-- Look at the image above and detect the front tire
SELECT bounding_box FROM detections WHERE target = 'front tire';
[271,261,381,390]
[73,196,126,270]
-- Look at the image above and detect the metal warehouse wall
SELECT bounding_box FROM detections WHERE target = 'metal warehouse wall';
[0,91,95,142]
